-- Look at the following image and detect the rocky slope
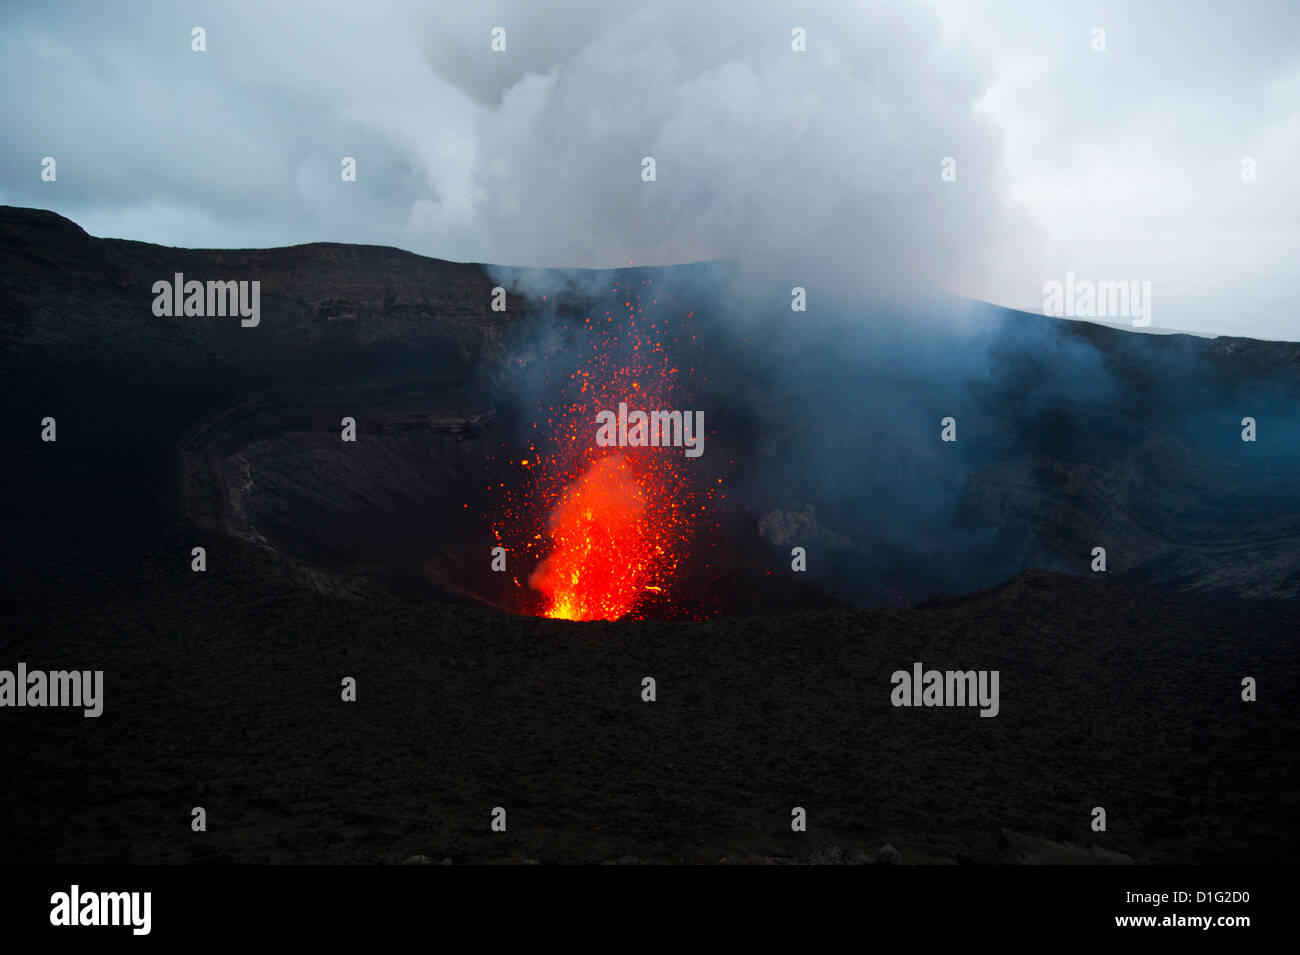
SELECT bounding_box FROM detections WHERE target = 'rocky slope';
[4,205,1297,609]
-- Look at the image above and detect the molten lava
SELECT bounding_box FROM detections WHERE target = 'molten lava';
[489,277,722,621]
[528,453,660,621]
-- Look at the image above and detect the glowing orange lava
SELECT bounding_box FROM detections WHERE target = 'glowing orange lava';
[527,453,662,621]
[489,277,721,621]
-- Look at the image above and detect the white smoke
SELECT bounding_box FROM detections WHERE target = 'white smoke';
[409,0,1042,304]
[0,0,1042,307]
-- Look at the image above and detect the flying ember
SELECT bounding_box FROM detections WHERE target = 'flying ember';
[490,278,719,621]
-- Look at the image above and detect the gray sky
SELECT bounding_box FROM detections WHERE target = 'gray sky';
[2,0,1296,339]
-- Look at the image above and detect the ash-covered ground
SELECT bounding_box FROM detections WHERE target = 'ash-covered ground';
[3,532,1296,864]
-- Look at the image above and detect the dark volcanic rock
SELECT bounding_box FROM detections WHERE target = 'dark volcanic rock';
[4,205,1299,609]
[1,207,1298,865]
[1,550,1296,864]
[997,829,1133,865]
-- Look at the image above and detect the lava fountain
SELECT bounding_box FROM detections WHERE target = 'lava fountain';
[491,277,720,621]
[528,453,662,621]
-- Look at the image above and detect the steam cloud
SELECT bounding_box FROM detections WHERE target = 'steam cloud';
[0,0,1039,308]
[415,0,1041,306]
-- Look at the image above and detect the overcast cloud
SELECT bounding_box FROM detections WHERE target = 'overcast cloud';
[1,1,1296,338]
